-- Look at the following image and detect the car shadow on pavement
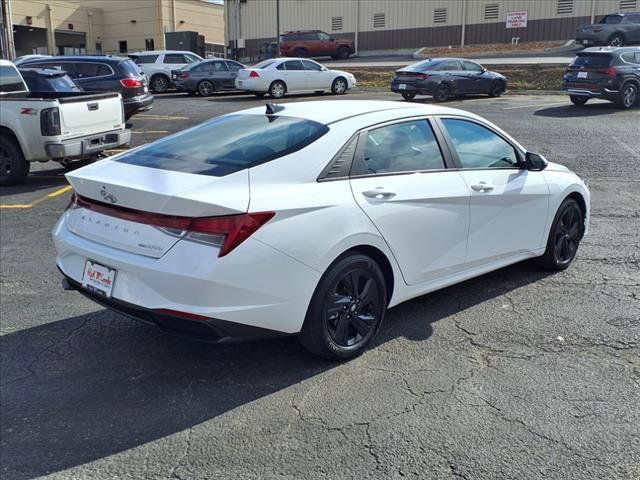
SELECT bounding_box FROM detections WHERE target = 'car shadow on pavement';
[0,262,551,479]
[0,168,68,198]
[534,102,634,118]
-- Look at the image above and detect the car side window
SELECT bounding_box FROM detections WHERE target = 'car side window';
[636,52,640,64]
[283,60,304,70]
[164,54,187,64]
[318,32,331,41]
[463,61,483,72]
[439,61,462,71]
[95,64,113,76]
[620,52,636,64]
[276,62,286,71]
[212,61,228,71]
[353,120,446,175]
[441,118,519,169]
[73,63,99,78]
[302,60,323,71]
[0,65,26,92]
[133,55,159,64]
[185,54,200,63]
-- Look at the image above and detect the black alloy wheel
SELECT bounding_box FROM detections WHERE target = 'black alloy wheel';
[537,198,583,270]
[488,80,505,97]
[0,136,29,187]
[299,254,386,360]
[608,34,624,47]
[570,96,588,106]
[401,92,416,101]
[434,83,450,102]
[618,83,637,109]
[198,80,215,97]
[151,75,169,93]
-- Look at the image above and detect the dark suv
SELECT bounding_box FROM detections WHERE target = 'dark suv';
[18,55,153,119]
[576,12,640,47]
[564,47,640,108]
[279,31,354,59]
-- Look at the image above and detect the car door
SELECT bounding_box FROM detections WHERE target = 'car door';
[461,60,492,94]
[225,61,243,88]
[317,31,335,55]
[281,60,307,91]
[438,60,467,93]
[301,59,331,90]
[73,62,115,93]
[438,117,549,265]
[349,119,470,286]
[622,14,640,42]
[208,60,231,89]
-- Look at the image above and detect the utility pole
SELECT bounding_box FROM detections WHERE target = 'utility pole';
[275,0,280,57]
[460,0,467,48]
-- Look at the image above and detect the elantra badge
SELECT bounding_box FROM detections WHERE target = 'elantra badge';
[100,186,117,204]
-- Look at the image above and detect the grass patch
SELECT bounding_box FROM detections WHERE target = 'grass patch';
[351,64,566,91]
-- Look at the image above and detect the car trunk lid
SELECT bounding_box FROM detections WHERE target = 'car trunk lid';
[565,53,615,84]
[64,160,249,258]
[58,93,124,139]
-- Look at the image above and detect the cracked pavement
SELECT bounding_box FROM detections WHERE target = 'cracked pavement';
[1,92,639,479]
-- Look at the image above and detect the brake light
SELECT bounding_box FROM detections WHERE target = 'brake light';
[249,70,260,78]
[416,73,430,80]
[120,78,142,88]
[181,72,191,79]
[40,107,61,136]
[597,66,618,76]
[68,193,275,257]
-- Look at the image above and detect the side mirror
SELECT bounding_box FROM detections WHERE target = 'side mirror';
[481,68,487,73]
[524,152,548,171]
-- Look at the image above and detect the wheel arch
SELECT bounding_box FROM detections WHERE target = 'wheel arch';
[566,191,588,237]
[0,126,25,157]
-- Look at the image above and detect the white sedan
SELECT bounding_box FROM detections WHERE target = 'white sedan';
[235,57,356,98]
[53,101,589,360]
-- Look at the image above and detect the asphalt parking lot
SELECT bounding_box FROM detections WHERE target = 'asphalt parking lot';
[1,89,639,479]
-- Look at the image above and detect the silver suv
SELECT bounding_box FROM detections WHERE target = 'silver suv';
[576,12,640,47]
[129,50,202,93]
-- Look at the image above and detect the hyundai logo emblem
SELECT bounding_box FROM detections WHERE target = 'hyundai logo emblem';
[100,186,117,204]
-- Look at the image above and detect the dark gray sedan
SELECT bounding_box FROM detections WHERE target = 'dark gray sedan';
[391,58,507,102]
[172,59,245,96]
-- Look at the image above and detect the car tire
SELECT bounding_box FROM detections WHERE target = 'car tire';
[331,77,347,95]
[336,46,350,60]
[150,74,170,93]
[294,48,308,58]
[401,92,416,101]
[197,80,215,97]
[570,96,588,106]
[616,83,637,109]
[0,135,30,187]
[488,80,506,97]
[269,80,286,98]
[537,198,583,271]
[608,34,625,47]
[434,83,451,102]
[299,253,387,360]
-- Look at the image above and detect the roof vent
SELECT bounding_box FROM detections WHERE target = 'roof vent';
[265,102,284,115]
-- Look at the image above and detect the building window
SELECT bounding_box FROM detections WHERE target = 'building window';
[331,16,343,31]
[372,13,385,28]
[484,4,499,21]
[118,40,128,53]
[95,41,102,54]
[434,8,448,24]
[145,38,155,50]
[556,0,573,14]
[619,0,637,9]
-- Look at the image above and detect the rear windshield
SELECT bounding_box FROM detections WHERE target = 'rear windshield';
[252,59,276,69]
[116,114,329,176]
[403,59,442,72]
[571,54,612,68]
[119,59,142,77]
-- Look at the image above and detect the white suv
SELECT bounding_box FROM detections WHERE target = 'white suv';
[129,50,202,93]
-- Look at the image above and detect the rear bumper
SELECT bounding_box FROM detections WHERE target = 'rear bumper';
[564,84,620,99]
[61,273,284,342]
[46,129,131,159]
[123,93,154,117]
[391,83,435,95]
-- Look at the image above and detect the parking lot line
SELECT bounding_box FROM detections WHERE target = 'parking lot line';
[47,185,72,197]
[0,204,33,209]
[131,130,169,134]
[1,185,71,210]
[503,102,566,110]
[136,114,189,120]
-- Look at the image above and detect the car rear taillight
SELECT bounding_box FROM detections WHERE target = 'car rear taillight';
[181,72,191,79]
[249,70,260,78]
[40,107,61,136]
[416,73,430,80]
[597,66,618,76]
[68,193,275,257]
[120,78,143,88]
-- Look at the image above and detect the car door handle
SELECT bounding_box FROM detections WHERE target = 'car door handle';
[362,189,396,200]
[470,182,494,192]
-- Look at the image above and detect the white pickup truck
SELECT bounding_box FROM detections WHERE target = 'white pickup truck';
[0,59,131,186]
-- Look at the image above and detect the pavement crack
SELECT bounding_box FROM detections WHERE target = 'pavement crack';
[169,427,193,480]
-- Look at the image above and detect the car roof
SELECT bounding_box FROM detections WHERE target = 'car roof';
[19,55,130,63]
[236,100,481,126]
[0,59,14,66]
[130,50,200,55]
[581,46,640,53]
[18,68,69,76]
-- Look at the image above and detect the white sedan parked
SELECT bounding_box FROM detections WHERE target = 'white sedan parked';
[53,101,589,360]
[235,57,356,98]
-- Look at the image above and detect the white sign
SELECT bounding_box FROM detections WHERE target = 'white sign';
[506,11,528,29]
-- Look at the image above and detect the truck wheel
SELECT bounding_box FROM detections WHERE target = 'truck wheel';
[336,46,351,60]
[0,135,30,187]
[294,48,308,58]
[608,34,624,47]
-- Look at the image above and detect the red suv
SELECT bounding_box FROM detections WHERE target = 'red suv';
[279,31,354,59]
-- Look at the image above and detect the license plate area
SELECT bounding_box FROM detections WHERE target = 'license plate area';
[577,71,588,79]
[399,84,406,90]
[82,260,116,297]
